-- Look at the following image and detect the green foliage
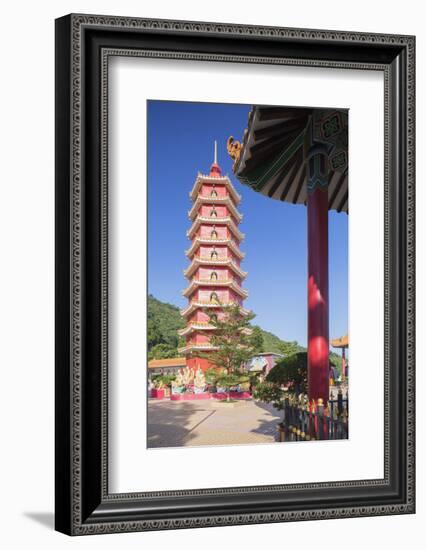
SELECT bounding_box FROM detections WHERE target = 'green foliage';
[152,374,176,388]
[147,295,185,356]
[249,326,264,353]
[148,343,180,360]
[205,368,251,392]
[217,372,249,388]
[329,352,343,377]
[248,371,262,388]
[252,326,304,355]
[199,303,257,373]
[266,352,308,393]
[253,382,285,410]
[276,340,305,357]
[265,351,342,395]
[204,367,222,385]
[148,296,343,385]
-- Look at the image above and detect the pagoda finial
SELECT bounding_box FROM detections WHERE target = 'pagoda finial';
[209,140,221,177]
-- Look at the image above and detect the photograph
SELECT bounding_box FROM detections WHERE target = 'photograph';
[147,100,349,449]
[52,12,415,536]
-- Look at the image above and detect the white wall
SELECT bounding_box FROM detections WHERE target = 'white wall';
[0,0,423,547]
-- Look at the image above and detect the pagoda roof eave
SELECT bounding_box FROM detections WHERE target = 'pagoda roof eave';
[188,195,243,222]
[180,301,251,317]
[189,173,242,204]
[231,106,348,214]
[186,216,245,241]
[183,257,248,279]
[182,279,248,299]
[331,334,349,348]
[178,324,217,336]
[185,237,245,260]
[178,344,219,354]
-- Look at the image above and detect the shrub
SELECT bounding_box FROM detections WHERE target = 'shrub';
[152,374,176,388]
[253,382,285,409]
[266,352,308,394]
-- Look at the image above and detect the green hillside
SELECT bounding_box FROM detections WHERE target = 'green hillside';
[148,295,309,360]
[147,295,186,359]
[252,326,305,355]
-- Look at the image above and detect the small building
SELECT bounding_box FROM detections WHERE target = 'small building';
[147,357,186,380]
[245,352,284,376]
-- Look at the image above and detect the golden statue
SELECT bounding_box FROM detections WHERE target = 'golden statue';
[194,367,206,393]
[227,136,242,165]
[182,366,195,386]
[173,366,194,387]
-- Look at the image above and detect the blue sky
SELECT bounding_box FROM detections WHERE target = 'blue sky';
[147,100,348,348]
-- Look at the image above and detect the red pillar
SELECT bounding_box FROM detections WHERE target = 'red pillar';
[307,186,329,404]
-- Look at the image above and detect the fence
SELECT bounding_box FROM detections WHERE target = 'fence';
[278,391,348,442]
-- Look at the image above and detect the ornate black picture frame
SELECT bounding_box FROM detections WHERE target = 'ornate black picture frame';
[55,14,415,535]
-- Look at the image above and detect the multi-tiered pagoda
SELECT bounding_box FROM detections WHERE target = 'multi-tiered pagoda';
[179,143,248,371]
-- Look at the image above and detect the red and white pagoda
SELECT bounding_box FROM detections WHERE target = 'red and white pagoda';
[179,142,248,371]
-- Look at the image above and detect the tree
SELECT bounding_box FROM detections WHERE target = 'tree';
[253,354,308,415]
[199,303,257,373]
[253,382,285,410]
[276,340,304,357]
[147,319,162,350]
[329,351,343,378]
[151,374,176,388]
[216,372,250,391]
[266,352,308,394]
[250,326,264,354]
[204,367,222,386]
[147,295,185,351]
[148,343,179,360]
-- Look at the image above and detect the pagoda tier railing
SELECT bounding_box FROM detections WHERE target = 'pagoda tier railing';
[180,300,251,317]
[178,343,219,354]
[182,279,248,299]
[188,195,243,222]
[183,257,247,279]
[186,237,245,260]
[178,322,217,336]
[189,174,242,203]
[187,216,245,241]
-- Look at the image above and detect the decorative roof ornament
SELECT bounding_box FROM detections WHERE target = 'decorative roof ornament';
[227,136,243,166]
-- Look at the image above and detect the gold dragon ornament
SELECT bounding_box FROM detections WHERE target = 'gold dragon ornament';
[227,136,242,166]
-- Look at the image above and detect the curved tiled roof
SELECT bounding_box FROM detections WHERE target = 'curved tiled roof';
[232,106,348,213]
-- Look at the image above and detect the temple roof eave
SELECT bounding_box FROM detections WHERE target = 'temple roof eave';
[182,279,249,299]
[231,106,348,214]
[189,174,242,204]
[331,334,349,348]
[178,323,217,336]
[185,237,245,260]
[188,195,243,222]
[186,216,245,241]
[183,257,248,279]
[180,301,251,317]
[178,344,219,354]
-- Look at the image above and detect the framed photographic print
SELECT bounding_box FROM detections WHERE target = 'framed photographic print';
[55,14,415,535]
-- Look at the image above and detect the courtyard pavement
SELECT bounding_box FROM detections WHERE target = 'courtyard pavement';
[147,398,282,448]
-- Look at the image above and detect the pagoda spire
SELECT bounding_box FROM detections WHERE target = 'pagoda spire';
[209,139,221,177]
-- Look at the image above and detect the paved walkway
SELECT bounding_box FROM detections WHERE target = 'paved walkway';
[147,398,282,448]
